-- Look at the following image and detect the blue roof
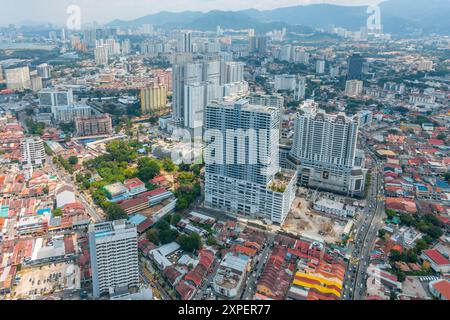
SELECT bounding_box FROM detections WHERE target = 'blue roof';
[129,214,147,226]
[37,208,51,215]
[436,179,450,190]
[415,184,428,191]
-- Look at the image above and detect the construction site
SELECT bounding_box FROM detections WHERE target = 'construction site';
[283,195,348,245]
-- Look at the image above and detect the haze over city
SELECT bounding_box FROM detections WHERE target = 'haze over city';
[1,0,383,26]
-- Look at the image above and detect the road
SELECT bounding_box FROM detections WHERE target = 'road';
[342,140,385,300]
[193,260,220,300]
[140,260,172,300]
[49,156,104,223]
[240,234,275,300]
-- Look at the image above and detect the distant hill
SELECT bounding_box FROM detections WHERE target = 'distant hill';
[106,0,450,35]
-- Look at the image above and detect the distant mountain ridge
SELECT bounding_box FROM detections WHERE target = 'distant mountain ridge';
[106,0,450,35]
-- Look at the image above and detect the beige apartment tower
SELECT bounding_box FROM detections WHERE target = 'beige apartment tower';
[140,85,167,114]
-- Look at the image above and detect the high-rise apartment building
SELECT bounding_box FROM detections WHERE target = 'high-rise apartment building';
[36,63,52,79]
[248,93,284,109]
[38,88,74,115]
[75,114,113,137]
[223,61,245,84]
[347,53,364,80]
[178,32,193,53]
[88,220,139,299]
[83,29,97,48]
[274,74,297,91]
[287,100,366,197]
[20,137,45,167]
[294,77,306,101]
[140,85,168,114]
[54,104,92,123]
[345,80,364,97]
[184,82,208,130]
[30,76,43,92]
[204,99,297,224]
[172,60,221,126]
[316,60,325,74]
[94,46,109,65]
[5,66,31,90]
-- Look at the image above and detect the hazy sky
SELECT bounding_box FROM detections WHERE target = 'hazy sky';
[0,0,383,26]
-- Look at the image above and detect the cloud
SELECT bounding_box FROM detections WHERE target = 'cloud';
[0,0,381,26]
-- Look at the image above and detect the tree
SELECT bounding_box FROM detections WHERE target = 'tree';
[154,219,170,231]
[399,213,414,226]
[207,235,217,246]
[53,208,63,217]
[76,173,84,183]
[378,229,386,240]
[159,229,179,244]
[389,291,398,300]
[396,272,406,282]
[426,225,443,240]
[190,164,201,176]
[106,203,127,221]
[146,229,160,245]
[386,209,397,220]
[43,186,49,195]
[178,162,191,172]
[389,249,402,262]
[414,239,428,252]
[137,160,161,181]
[162,158,176,172]
[171,214,182,226]
[177,232,202,253]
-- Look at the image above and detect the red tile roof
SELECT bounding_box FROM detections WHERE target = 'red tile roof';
[428,139,445,146]
[432,280,450,300]
[124,178,144,189]
[175,280,196,300]
[423,250,450,266]
[150,176,167,184]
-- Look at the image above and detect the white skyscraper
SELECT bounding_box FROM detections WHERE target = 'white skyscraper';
[172,60,221,127]
[204,99,297,224]
[316,60,325,74]
[5,66,31,90]
[294,77,306,101]
[172,62,203,124]
[345,80,364,97]
[89,220,139,299]
[20,137,45,167]
[223,61,244,84]
[274,74,296,91]
[279,44,292,62]
[39,88,74,107]
[184,83,207,130]
[178,32,193,53]
[94,46,109,65]
[36,63,52,79]
[121,39,131,55]
[288,100,366,196]
[293,49,309,64]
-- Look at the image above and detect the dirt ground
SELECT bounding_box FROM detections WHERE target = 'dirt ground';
[283,197,346,244]
[12,262,80,299]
